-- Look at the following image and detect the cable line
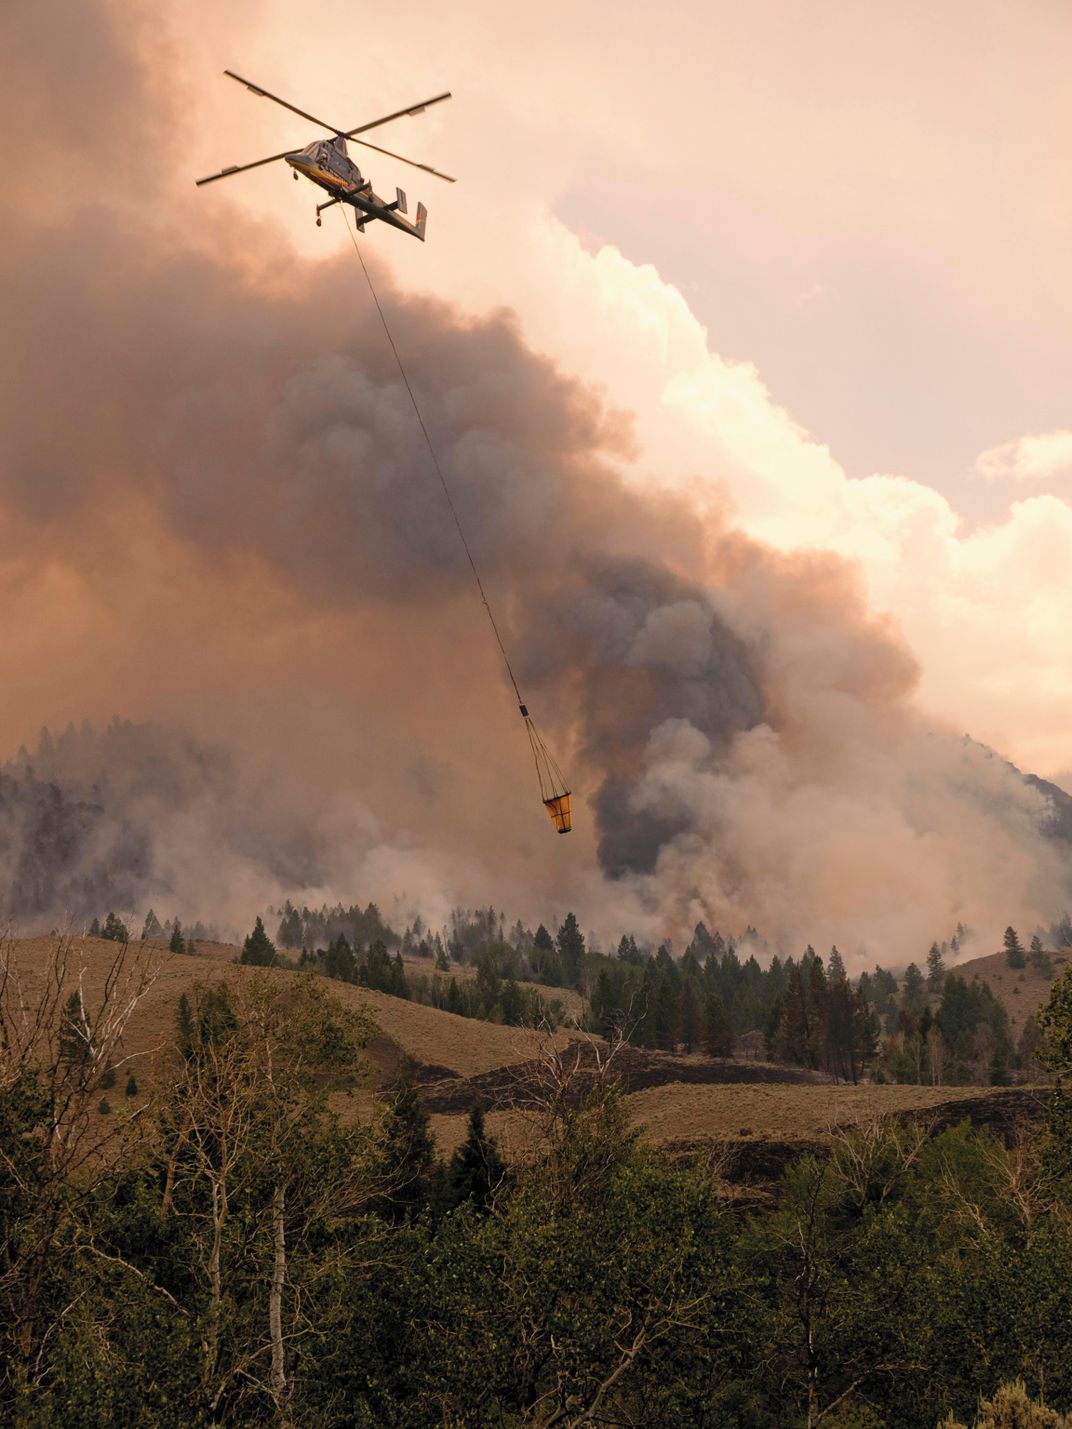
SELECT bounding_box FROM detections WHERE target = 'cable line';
[340,210,572,833]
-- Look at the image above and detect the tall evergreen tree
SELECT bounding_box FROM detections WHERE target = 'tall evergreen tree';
[804,955,828,1069]
[652,970,679,1053]
[703,990,734,1058]
[902,962,926,1012]
[679,978,700,1054]
[776,965,810,1065]
[500,978,525,1027]
[1029,935,1052,976]
[926,942,945,989]
[531,923,561,984]
[140,909,163,941]
[616,934,643,965]
[323,934,357,982]
[1004,926,1026,969]
[589,969,619,1040]
[101,912,129,944]
[443,1104,506,1212]
[824,948,855,1081]
[375,1078,436,1221]
[239,916,277,967]
[556,913,586,990]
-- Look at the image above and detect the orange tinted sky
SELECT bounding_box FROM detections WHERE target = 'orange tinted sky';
[178,0,1072,780]
[2,0,1070,953]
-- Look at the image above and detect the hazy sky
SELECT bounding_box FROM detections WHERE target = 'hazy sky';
[2,0,1070,954]
[180,0,1072,780]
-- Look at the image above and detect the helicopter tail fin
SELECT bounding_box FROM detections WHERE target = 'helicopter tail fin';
[414,202,427,241]
[395,186,408,214]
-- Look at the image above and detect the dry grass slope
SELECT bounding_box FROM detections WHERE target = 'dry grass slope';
[5,936,574,1084]
[942,946,1070,1034]
[623,1080,997,1144]
[7,937,1049,1170]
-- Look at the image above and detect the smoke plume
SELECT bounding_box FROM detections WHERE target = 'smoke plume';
[0,0,1068,960]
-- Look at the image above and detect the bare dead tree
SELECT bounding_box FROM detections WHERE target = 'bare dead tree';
[500,1028,637,1215]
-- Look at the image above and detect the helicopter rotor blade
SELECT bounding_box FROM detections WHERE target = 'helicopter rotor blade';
[223,69,343,135]
[350,135,457,183]
[194,148,297,185]
[345,92,452,138]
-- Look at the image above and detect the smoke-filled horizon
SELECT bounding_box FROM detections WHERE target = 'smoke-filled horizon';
[1,0,1069,964]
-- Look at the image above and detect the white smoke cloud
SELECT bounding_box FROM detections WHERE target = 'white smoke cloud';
[975,430,1072,483]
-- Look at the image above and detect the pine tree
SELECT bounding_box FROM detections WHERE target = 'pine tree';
[530,923,561,984]
[702,990,734,1057]
[926,942,945,990]
[688,922,716,959]
[445,978,465,1016]
[102,911,129,944]
[389,952,409,999]
[679,978,700,1054]
[239,916,277,967]
[1004,926,1026,969]
[324,934,357,982]
[853,989,880,1077]
[275,902,304,948]
[1029,935,1053,976]
[824,948,855,1081]
[99,1062,117,1090]
[616,934,643,966]
[827,946,847,983]
[556,913,586,990]
[804,955,828,1069]
[903,962,926,1011]
[124,1072,138,1097]
[589,969,619,1039]
[776,965,810,1065]
[443,1104,506,1212]
[376,1078,436,1220]
[88,916,101,938]
[141,909,163,941]
[169,920,185,955]
[500,978,524,1026]
[652,970,678,1052]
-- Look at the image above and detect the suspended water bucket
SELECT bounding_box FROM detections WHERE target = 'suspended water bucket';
[523,709,572,835]
[543,791,572,835]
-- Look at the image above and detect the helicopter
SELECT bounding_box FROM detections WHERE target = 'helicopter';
[196,70,454,240]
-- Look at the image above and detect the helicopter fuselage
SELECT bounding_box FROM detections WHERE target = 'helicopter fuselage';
[285,137,425,239]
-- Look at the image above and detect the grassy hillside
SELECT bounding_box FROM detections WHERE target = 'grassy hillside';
[7,935,1049,1175]
[5,936,575,1081]
[942,944,1071,1033]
